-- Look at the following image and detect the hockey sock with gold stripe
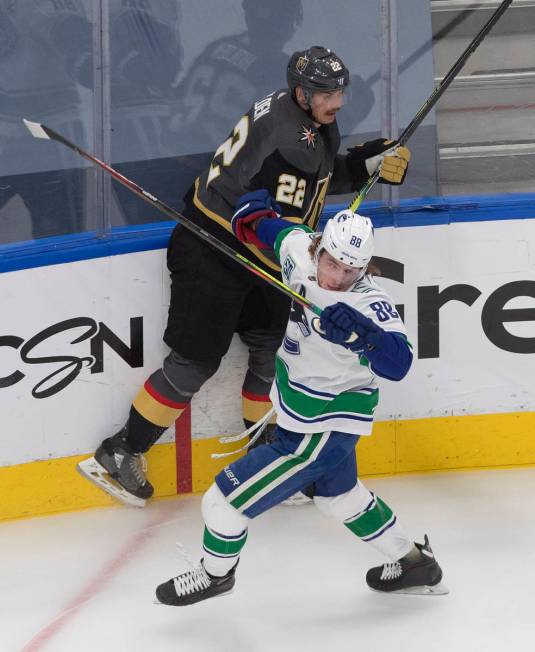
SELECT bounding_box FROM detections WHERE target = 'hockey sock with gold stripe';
[124,369,190,453]
[132,378,188,428]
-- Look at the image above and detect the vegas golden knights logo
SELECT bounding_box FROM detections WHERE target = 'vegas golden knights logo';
[296,56,308,73]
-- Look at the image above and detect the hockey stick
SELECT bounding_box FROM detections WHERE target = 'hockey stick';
[348,0,514,212]
[23,119,362,344]
[23,119,323,319]
[212,412,273,459]
[218,407,275,444]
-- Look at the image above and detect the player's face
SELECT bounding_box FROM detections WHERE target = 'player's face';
[317,250,362,291]
[309,89,345,125]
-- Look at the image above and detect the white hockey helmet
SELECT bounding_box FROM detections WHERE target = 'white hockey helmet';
[317,210,374,276]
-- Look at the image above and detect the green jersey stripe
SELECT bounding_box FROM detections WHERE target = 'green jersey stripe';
[276,357,379,417]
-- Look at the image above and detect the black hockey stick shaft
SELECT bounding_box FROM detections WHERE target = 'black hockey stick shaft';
[400,0,513,145]
[23,119,323,318]
[349,0,513,211]
[364,6,479,88]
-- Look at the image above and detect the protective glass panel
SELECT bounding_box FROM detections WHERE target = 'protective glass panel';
[107,0,386,224]
[0,0,95,245]
[333,0,439,205]
[108,0,185,225]
[431,0,535,196]
[1,0,530,246]
[397,0,440,200]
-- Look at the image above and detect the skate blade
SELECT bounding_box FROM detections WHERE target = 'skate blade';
[77,457,146,508]
[376,582,449,596]
[281,492,313,506]
[153,588,234,606]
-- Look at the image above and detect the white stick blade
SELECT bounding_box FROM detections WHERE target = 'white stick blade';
[23,119,50,140]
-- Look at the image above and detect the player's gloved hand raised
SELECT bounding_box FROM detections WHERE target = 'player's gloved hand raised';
[318,302,384,353]
[231,189,282,248]
[349,139,411,185]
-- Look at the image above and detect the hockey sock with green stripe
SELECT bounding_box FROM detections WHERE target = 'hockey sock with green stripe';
[344,492,413,561]
[203,526,248,577]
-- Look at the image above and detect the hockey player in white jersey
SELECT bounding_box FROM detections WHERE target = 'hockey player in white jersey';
[155,206,446,605]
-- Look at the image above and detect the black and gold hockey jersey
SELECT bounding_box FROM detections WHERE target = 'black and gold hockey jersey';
[183,89,369,272]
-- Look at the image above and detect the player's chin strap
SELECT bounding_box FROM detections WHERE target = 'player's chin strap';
[212,407,275,460]
[295,89,316,121]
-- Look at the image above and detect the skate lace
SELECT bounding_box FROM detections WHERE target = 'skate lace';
[380,562,403,581]
[127,453,148,484]
[173,564,211,596]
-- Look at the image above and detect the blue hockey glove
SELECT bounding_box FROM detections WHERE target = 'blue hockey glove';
[319,302,412,380]
[231,189,282,248]
[319,302,384,352]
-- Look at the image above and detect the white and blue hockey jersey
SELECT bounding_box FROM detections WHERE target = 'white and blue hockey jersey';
[270,228,411,436]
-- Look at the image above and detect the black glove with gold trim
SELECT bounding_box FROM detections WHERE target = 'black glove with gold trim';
[348,138,411,185]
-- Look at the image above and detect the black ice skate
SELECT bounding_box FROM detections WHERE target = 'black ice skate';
[156,560,237,606]
[248,421,277,449]
[76,430,154,508]
[366,535,448,595]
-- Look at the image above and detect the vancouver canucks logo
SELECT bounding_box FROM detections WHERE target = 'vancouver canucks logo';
[284,284,311,354]
[299,125,317,149]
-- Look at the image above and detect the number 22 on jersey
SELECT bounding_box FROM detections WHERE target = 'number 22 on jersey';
[206,115,249,185]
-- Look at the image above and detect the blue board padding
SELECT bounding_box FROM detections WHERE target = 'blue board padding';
[1,193,534,273]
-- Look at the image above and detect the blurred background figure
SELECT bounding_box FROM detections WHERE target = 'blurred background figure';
[108,0,184,225]
[166,0,375,204]
[0,0,379,239]
[165,0,306,201]
[169,0,303,155]
[0,0,185,239]
[0,0,93,241]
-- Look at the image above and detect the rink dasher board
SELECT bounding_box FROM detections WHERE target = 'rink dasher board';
[0,218,533,468]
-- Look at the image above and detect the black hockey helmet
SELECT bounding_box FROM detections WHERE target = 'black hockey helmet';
[287,46,349,96]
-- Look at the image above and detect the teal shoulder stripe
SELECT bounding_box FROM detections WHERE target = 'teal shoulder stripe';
[274,225,313,261]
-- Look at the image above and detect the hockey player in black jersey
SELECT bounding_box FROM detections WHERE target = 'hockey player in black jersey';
[77,45,411,507]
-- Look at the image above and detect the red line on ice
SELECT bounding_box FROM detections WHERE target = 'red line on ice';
[21,506,173,651]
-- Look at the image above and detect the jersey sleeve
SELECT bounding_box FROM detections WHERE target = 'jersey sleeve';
[350,283,413,381]
[365,330,413,381]
[353,283,408,339]
[328,153,369,194]
[256,219,313,252]
[277,229,313,284]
